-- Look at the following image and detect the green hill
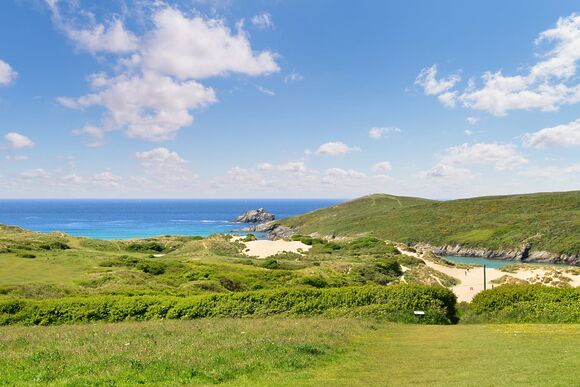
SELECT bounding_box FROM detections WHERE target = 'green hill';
[281,191,580,257]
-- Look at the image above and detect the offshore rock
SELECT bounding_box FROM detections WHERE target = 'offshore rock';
[232,208,275,223]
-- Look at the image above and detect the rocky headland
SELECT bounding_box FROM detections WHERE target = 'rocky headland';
[413,243,580,266]
[231,208,275,223]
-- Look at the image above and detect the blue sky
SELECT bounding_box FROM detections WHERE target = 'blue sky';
[0,0,579,198]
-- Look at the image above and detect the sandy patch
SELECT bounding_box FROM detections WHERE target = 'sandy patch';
[406,252,580,302]
[242,240,311,259]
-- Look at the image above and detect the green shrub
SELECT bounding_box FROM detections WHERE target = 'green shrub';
[242,234,257,242]
[136,261,167,275]
[353,259,402,285]
[0,284,457,326]
[301,276,328,288]
[462,285,580,323]
[262,259,281,270]
[99,255,141,267]
[38,241,70,250]
[127,241,164,253]
[17,252,36,259]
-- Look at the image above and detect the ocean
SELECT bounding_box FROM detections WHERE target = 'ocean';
[0,199,342,240]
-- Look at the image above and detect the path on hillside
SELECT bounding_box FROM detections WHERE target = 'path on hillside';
[242,324,580,386]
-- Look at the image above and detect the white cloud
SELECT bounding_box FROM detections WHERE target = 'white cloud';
[47,1,138,54]
[368,127,401,139]
[72,126,106,147]
[142,7,279,80]
[419,13,580,115]
[372,161,392,172]
[466,116,479,125]
[0,59,17,86]
[55,5,279,142]
[464,129,473,136]
[523,118,580,148]
[135,147,195,183]
[5,155,29,161]
[284,71,303,83]
[419,163,475,180]
[415,65,460,96]
[519,163,580,178]
[251,13,274,30]
[440,143,528,170]
[67,19,138,54]
[20,169,50,179]
[322,168,366,184]
[60,174,85,185]
[65,73,217,142]
[92,170,122,187]
[256,85,275,96]
[257,161,309,174]
[5,132,34,149]
[314,141,361,156]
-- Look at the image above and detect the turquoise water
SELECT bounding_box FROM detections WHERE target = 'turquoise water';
[443,256,572,268]
[0,199,342,240]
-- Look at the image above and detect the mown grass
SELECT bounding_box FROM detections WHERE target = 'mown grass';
[286,323,580,386]
[281,191,580,257]
[1,319,578,386]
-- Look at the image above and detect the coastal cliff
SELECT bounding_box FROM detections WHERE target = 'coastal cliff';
[413,243,580,266]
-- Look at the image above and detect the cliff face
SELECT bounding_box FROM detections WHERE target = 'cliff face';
[413,243,580,266]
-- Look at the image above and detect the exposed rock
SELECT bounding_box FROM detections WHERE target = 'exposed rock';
[412,243,579,266]
[240,221,295,239]
[231,208,275,223]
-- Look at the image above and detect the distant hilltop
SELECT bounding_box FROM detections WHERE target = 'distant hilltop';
[232,208,275,223]
[278,191,580,265]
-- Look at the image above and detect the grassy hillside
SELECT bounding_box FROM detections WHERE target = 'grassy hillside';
[1,225,458,301]
[281,191,580,256]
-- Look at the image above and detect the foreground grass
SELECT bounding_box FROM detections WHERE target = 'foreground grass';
[1,319,579,386]
[0,318,368,385]
[291,324,580,386]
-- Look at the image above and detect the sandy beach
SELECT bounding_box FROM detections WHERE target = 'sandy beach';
[241,239,311,258]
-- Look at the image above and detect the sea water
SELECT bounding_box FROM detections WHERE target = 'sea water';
[0,199,342,240]
[443,255,571,268]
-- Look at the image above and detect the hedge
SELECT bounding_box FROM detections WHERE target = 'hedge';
[0,284,457,326]
[462,285,580,323]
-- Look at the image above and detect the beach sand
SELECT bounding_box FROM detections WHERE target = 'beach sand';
[242,240,311,259]
[407,250,580,302]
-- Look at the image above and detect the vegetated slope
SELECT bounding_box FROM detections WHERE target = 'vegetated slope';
[281,191,580,256]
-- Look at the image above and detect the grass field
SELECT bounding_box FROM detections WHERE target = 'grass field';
[281,191,580,257]
[1,318,578,386]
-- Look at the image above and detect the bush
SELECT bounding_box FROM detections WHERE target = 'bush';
[136,261,167,275]
[462,285,580,323]
[17,252,36,259]
[38,241,70,250]
[99,255,141,267]
[0,284,457,326]
[261,259,281,270]
[126,241,164,253]
[242,234,257,242]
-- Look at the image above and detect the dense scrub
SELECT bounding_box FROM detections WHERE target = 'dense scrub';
[0,284,457,325]
[461,285,580,323]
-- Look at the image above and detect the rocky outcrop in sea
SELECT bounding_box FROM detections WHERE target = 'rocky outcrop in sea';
[231,208,275,223]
